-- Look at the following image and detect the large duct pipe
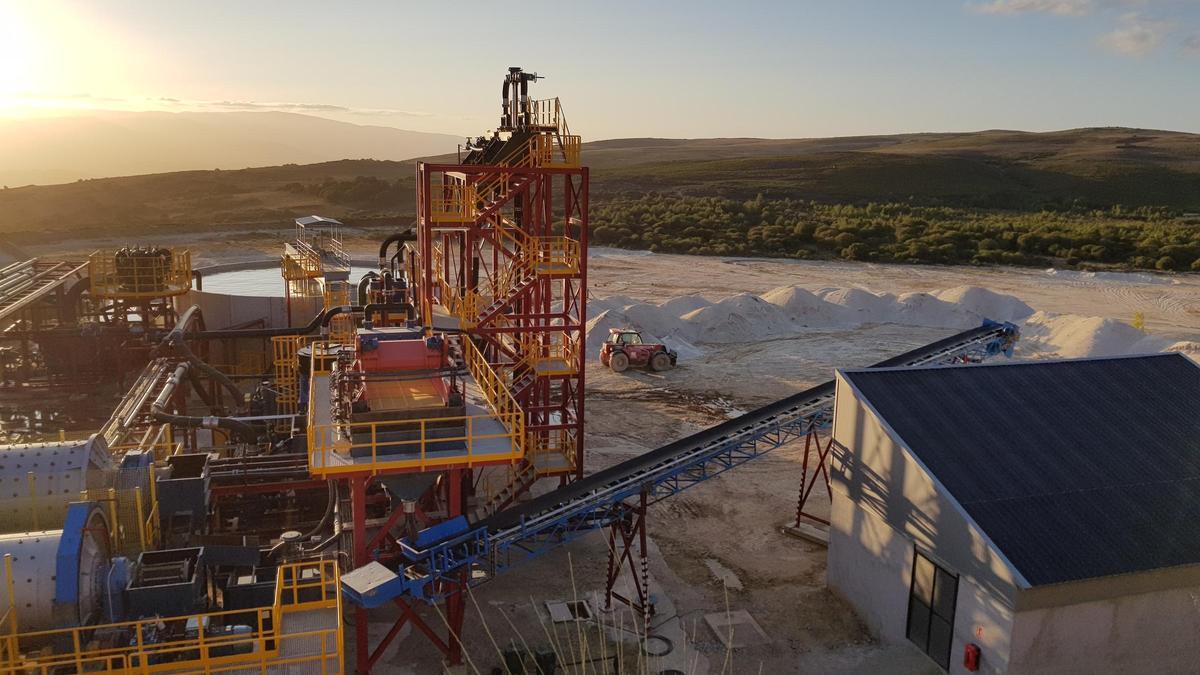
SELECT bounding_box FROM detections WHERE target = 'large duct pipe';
[357,271,379,306]
[150,362,256,442]
[56,278,90,325]
[501,78,511,129]
[378,230,415,269]
[189,304,365,340]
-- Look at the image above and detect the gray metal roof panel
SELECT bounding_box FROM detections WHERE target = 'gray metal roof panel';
[842,353,1200,586]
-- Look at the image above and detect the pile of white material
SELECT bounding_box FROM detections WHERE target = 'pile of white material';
[584,283,1193,363]
[933,286,1035,323]
[1017,311,1170,358]
[761,286,857,327]
[682,293,795,342]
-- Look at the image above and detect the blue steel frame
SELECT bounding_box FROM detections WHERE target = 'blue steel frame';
[343,322,1019,605]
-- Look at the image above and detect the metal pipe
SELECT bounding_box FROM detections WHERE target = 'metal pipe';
[378,231,415,269]
[189,304,363,339]
[150,361,257,442]
[357,272,378,306]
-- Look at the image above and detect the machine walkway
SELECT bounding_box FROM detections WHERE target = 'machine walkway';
[342,321,1020,607]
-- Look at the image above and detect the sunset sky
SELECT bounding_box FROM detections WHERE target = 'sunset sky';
[2,0,1198,139]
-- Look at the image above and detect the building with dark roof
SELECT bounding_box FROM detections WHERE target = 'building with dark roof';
[828,353,1200,675]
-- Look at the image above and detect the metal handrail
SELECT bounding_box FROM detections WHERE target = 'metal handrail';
[88,249,192,299]
[308,412,523,475]
[0,559,341,674]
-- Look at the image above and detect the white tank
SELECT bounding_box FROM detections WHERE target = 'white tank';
[0,436,113,533]
[0,502,111,632]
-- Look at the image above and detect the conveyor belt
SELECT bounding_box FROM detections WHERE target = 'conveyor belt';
[482,321,1012,531]
[0,258,88,325]
[341,321,1019,607]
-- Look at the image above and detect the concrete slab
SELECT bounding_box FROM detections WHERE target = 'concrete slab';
[782,521,830,546]
[704,609,771,649]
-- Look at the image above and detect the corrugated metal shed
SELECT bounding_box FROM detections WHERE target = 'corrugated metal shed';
[841,353,1200,586]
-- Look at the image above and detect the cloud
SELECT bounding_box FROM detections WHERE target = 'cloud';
[6,93,438,119]
[196,99,435,118]
[969,0,1154,16]
[1098,14,1174,55]
[1184,32,1200,55]
[972,0,1098,16]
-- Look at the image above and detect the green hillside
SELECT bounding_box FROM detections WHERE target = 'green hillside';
[2,127,1198,270]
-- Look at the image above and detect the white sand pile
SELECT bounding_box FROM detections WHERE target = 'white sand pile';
[584,308,634,354]
[587,294,639,318]
[681,293,794,342]
[624,302,698,342]
[586,284,1200,364]
[816,287,901,324]
[584,306,704,361]
[893,292,981,329]
[934,286,1034,323]
[1018,311,1171,358]
[658,294,712,317]
[1166,342,1200,365]
[761,285,859,327]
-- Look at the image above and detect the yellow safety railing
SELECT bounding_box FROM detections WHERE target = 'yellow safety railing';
[519,333,580,376]
[531,235,581,275]
[280,245,322,281]
[530,133,582,168]
[272,336,306,432]
[526,97,564,131]
[1,554,17,660]
[0,559,341,675]
[308,413,523,476]
[429,182,477,223]
[89,249,192,299]
[304,340,525,475]
[531,428,578,475]
[324,280,356,343]
[461,338,525,437]
[436,275,484,328]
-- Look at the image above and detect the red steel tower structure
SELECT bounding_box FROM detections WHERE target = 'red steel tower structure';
[416,66,588,503]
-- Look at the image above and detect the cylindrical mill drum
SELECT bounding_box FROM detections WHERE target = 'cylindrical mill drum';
[0,436,112,533]
[0,502,111,632]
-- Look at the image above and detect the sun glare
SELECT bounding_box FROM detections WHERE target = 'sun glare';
[0,2,42,111]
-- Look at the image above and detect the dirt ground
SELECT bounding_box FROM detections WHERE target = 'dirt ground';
[26,231,1200,673]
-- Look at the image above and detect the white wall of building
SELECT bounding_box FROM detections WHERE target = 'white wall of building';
[1009,584,1200,675]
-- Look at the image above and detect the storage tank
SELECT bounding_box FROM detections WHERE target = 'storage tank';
[0,435,114,533]
[0,501,111,632]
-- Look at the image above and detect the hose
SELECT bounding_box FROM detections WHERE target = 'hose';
[268,479,338,559]
[150,362,256,442]
[151,305,243,404]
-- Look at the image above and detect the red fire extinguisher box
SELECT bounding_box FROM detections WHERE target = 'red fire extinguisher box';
[964,643,981,672]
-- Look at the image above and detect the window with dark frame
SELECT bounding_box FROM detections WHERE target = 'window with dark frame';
[906,549,959,670]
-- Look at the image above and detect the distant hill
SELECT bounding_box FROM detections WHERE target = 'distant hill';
[1,127,1198,239]
[0,110,462,186]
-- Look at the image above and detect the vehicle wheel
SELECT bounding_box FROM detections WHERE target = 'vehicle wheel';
[609,352,630,373]
[649,352,672,372]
